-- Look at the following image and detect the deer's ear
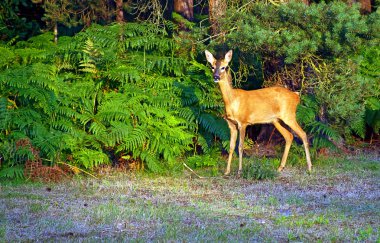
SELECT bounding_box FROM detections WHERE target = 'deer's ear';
[225,50,233,63]
[205,50,216,65]
[224,50,233,62]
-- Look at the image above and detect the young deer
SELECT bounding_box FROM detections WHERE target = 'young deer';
[205,50,312,175]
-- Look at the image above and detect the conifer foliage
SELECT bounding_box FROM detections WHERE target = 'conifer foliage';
[0,23,228,177]
[225,2,380,145]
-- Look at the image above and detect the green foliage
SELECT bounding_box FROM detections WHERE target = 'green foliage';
[226,2,379,63]
[360,46,380,79]
[186,154,218,168]
[297,95,340,149]
[0,165,24,179]
[284,144,316,168]
[172,12,195,30]
[242,158,279,180]
[313,56,379,138]
[365,97,380,134]
[360,46,380,134]
[224,1,380,140]
[0,23,228,175]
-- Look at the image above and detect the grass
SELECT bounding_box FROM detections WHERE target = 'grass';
[0,154,379,241]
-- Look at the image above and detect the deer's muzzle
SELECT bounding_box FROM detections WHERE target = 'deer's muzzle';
[213,72,220,82]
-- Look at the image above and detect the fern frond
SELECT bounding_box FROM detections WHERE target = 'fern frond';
[0,165,24,179]
[177,107,196,123]
[32,131,63,160]
[13,108,43,130]
[105,64,141,83]
[312,136,336,150]
[89,120,107,135]
[139,150,162,173]
[297,104,316,124]
[349,117,366,138]
[79,61,97,74]
[177,85,199,106]
[51,119,74,133]
[73,149,110,169]
[106,121,134,147]
[365,97,380,133]
[195,135,211,153]
[56,106,79,119]
[118,127,148,153]
[14,48,48,64]
[309,121,341,142]
[198,113,229,141]
[0,46,16,69]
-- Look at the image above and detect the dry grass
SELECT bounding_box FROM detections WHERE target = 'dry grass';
[0,155,379,242]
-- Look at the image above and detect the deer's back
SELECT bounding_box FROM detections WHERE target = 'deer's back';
[228,86,300,125]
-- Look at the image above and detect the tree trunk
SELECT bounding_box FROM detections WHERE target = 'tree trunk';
[174,0,193,20]
[115,0,124,23]
[208,0,226,35]
[358,0,371,13]
[349,0,372,13]
[163,0,174,20]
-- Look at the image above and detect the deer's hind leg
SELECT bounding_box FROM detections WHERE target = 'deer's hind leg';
[225,120,238,175]
[273,120,293,172]
[283,119,312,172]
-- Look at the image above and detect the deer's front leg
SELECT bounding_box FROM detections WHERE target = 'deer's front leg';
[238,124,247,176]
[225,120,238,175]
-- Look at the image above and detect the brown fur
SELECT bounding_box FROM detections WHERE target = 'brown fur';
[205,50,312,175]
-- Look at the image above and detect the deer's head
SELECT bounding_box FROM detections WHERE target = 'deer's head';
[205,50,233,83]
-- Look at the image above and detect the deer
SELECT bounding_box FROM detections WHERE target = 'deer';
[205,50,312,175]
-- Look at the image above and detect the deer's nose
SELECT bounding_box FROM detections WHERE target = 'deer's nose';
[213,75,220,82]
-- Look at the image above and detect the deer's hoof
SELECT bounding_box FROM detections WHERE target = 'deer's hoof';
[277,166,284,172]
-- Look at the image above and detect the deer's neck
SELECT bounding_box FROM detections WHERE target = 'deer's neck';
[218,72,235,110]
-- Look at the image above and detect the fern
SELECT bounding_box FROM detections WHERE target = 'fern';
[0,165,24,179]
[139,150,163,173]
[0,46,16,69]
[117,127,148,154]
[105,122,133,147]
[242,158,279,180]
[0,22,228,174]
[106,64,141,83]
[365,97,380,134]
[73,149,109,169]
[297,95,341,149]
[187,154,218,168]
[198,113,229,141]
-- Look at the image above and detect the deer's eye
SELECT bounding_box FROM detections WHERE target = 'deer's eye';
[221,66,226,71]
[212,66,216,70]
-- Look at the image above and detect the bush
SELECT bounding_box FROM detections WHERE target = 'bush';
[242,158,279,180]
[223,1,380,142]
[0,23,230,177]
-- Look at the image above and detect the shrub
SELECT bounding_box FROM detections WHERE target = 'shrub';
[242,158,279,180]
[223,1,379,142]
[0,23,230,177]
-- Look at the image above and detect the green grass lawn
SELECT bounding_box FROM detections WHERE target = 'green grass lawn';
[0,155,379,241]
